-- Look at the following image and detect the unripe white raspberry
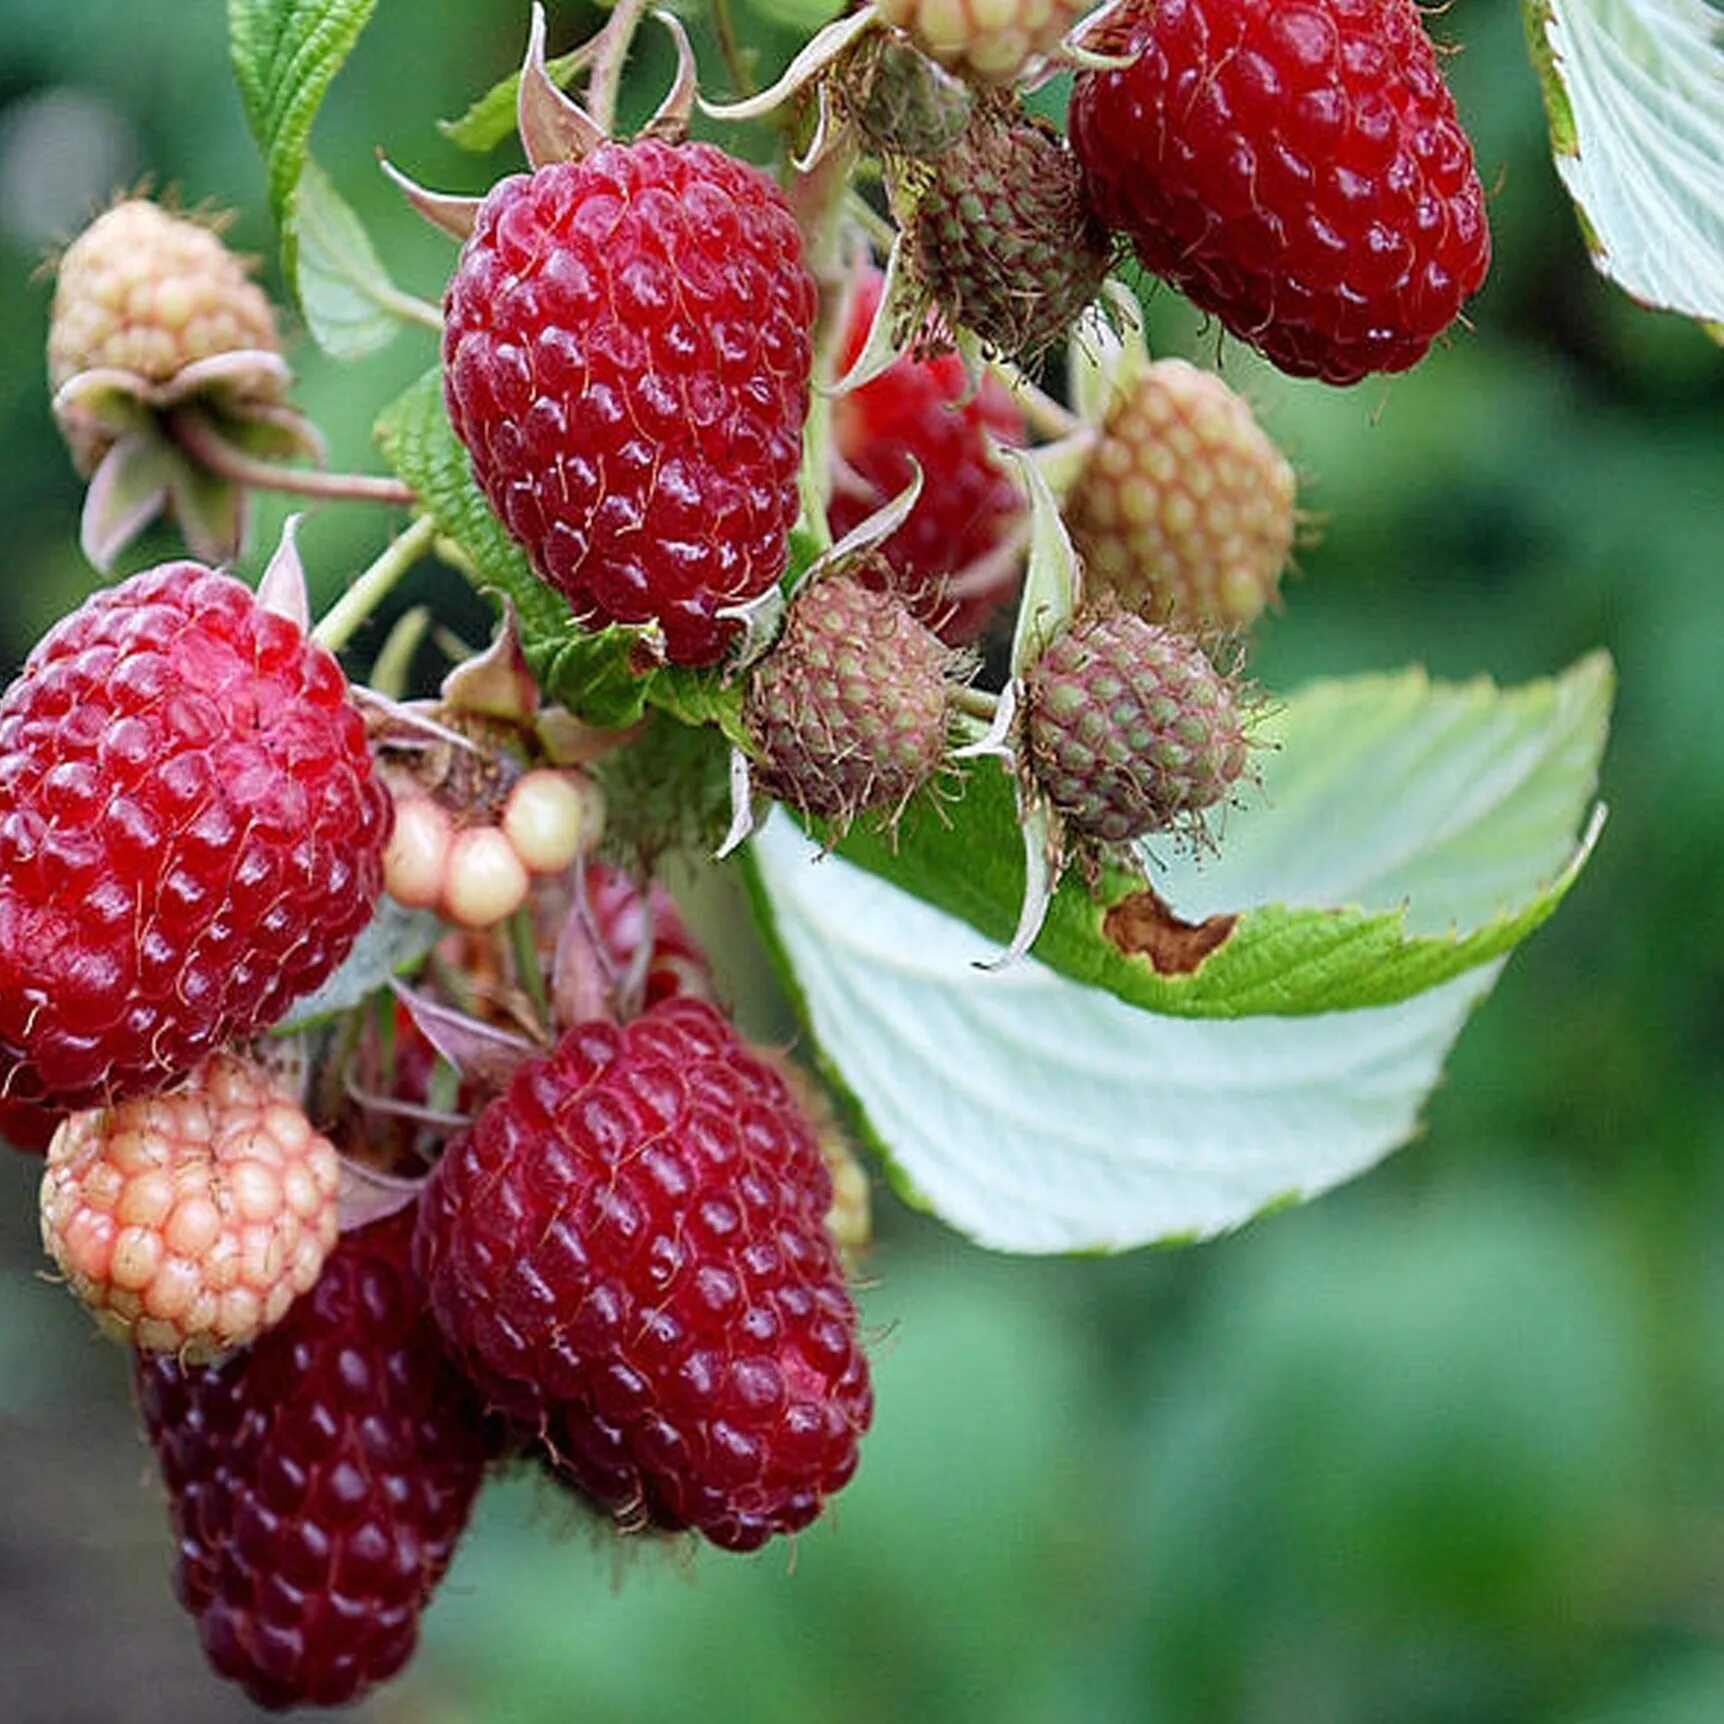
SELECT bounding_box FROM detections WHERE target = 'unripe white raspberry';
[875,0,1094,86]
[1065,360,1297,632]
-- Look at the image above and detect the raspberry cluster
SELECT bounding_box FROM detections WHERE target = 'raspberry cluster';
[11,0,1510,1704]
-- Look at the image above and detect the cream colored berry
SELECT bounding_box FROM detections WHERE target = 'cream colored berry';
[382,792,452,909]
[501,769,601,875]
[442,824,531,928]
[48,200,280,393]
[1065,360,1297,632]
[39,1053,341,1360]
[875,0,1093,85]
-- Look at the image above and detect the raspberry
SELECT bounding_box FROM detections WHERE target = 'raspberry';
[0,562,392,1109]
[48,200,283,474]
[40,1053,341,1358]
[1025,612,1250,842]
[1069,0,1492,385]
[746,570,954,824]
[831,272,1026,643]
[875,0,1095,85]
[136,1208,494,1711]
[413,996,872,1552]
[1065,359,1297,630]
[443,141,817,666]
[909,95,1112,362]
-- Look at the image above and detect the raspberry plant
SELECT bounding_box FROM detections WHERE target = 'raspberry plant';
[7,0,1718,1705]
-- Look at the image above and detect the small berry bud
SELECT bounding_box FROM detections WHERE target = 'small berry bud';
[383,792,454,910]
[747,572,955,826]
[502,769,600,875]
[442,825,531,929]
[1025,612,1252,843]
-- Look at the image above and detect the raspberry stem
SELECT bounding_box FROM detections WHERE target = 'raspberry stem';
[951,684,1002,722]
[311,515,440,653]
[708,0,757,100]
[584,0,650,135]
[167,408,417,509]
[507,906,552,1028]
[995,368,1084,440]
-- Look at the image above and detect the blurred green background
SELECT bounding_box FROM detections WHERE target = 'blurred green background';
[1,2,1722,1719]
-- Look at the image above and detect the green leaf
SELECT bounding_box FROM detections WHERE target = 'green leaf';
[831,654,1611,1018]
[647,667,749,747]
[439,47,589,153]
[273,898,444,1031]
[1523,0,1724,329]
[748,817,1505,1251]
[750,658,1611,1249]
[227,0,377,284]
[374,368,563,641]
[295,156,420,359]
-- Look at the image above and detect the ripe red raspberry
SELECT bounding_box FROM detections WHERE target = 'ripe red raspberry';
[443,140,817,667]
[413,997,872,1552]
[0,562,392,1109]
[830,272,1027,642]
[1069,0,1492,385]
[136,1208,494,1711]
[41,1053,341,1357]
[1,1095,60,1154]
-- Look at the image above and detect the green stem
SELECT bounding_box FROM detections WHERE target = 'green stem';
[951,684,1002,722]
[585,0,650,135]
[709,0,755,98]
[508,906,552,1029]
[168,409,416,507]
[378,288,444,334]
[312,515,440,654]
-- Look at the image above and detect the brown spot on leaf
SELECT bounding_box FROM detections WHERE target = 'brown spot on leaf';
[1103,889,1237,976]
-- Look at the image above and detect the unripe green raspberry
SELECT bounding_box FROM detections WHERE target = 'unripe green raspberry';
[746,571,954,825]
[1065,360,1297,632]
[1025,611,1250,843]
[48,200,284,472]
[876,0,1094,86]
[40,1053,341,1360]
[910,95,1111,361]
